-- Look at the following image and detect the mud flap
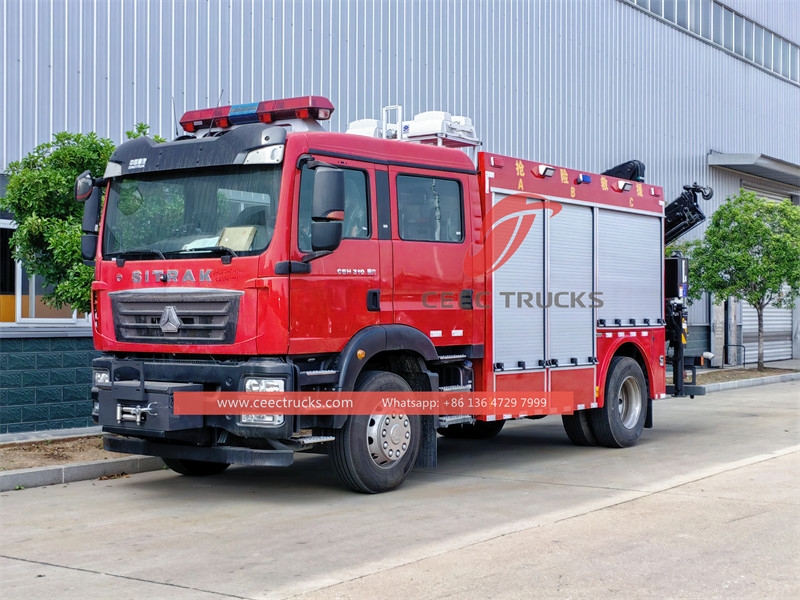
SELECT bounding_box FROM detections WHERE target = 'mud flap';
[415,415,437,468]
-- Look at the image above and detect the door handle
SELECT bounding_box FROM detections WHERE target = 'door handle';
[367,289,380,312]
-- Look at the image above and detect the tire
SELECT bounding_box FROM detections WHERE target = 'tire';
[589,356,648,448]
[437,420,505,439]
[562,411,597,446]
[162,457,230,476]
[330,371,420,493]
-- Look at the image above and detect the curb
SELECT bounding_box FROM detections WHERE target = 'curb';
[701,371,800,394]
[0,456,165,492]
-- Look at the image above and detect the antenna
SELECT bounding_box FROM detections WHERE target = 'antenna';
[209,90,225,132]
[171,98,180,138]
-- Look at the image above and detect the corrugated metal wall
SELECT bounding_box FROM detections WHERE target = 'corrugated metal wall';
[3,0,798,185]
[2,0,799,338]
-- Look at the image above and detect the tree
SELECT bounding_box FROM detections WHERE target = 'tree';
[1,132,115,314]
[688,190,800,371]
[0,126,162,315]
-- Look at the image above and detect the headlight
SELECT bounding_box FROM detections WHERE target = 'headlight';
[244,377,284,392]
[238,414,285,427]
[93,369,111,385]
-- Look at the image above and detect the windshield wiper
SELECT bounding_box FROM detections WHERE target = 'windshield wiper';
[107,249,166,266]
[174,246,238,264]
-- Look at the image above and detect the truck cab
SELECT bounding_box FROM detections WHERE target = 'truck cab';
[79,97,484,492]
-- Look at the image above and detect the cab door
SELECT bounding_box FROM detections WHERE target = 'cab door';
[389,166,473,348]
[288,158,384,354]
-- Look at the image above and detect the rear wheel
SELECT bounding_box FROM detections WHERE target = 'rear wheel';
[437,420,505,439]
[162,457,230,476]
[330,371,421,493]
[561,411,597,446]
[590,356,648,448]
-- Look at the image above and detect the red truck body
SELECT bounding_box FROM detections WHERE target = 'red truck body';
[80,97,675,492]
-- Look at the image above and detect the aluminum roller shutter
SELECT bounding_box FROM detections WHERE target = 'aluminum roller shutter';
[492,193,545,369]
[548,203,594,366]
[596,210,663,326]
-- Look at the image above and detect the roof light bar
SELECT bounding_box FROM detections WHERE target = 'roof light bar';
[179,96,335,133]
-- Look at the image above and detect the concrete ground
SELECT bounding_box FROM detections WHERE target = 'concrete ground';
[0,379,797,599]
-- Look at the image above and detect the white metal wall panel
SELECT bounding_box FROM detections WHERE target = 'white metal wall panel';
[2,0,798,191]
[548,203,595,366]
[1,0,799,347]
[742,179,800,203]
[688,292,711,325]
[597,210,663,326]
[492,193,545,370]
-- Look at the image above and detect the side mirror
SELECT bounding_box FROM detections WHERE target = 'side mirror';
[81,234,98,265]
[76,170,101,265]
[81,188,101,234]
[310,167,344,253]
[75,171,102,234]
[311,221,343,252]
[75,170,94,201]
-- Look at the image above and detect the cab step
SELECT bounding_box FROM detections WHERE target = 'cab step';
[433,354,468,364]
[296,435,336,446]
[298,370,340,386]
[436,414,474,427]
[439,384,473,392]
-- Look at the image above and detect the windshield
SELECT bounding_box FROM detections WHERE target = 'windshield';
[102,166,281,259]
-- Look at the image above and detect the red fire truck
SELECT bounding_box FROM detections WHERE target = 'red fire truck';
[76,96,706,493]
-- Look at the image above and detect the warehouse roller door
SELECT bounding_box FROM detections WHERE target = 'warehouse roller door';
[741,297,793,363]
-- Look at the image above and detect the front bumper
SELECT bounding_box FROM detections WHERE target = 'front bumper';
[103,434,295,466]
[93,355,297,441]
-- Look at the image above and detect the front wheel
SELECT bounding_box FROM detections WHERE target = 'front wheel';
[589,356,648,448]
[162,457,230,476]
[329,371,421,493]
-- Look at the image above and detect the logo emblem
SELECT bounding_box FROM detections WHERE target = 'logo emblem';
[159,306,182,333]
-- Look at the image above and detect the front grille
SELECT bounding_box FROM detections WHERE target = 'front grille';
[110,289,242,345]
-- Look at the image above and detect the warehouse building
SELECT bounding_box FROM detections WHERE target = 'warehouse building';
[1,0,798,432]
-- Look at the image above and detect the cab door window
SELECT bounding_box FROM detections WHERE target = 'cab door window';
[298,166,370,252]
[396,175,463,243]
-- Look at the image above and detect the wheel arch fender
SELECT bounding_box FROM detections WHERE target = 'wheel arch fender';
[598,341,654,428]
[329,325,440,430]
[335,324,439,393]
[598,341,653,405]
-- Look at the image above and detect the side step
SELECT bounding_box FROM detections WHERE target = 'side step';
[295,435,335,446]
[433,354,467,364]
[298,369,340,386]
[436,414,474,427]
[439,384,472,393]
